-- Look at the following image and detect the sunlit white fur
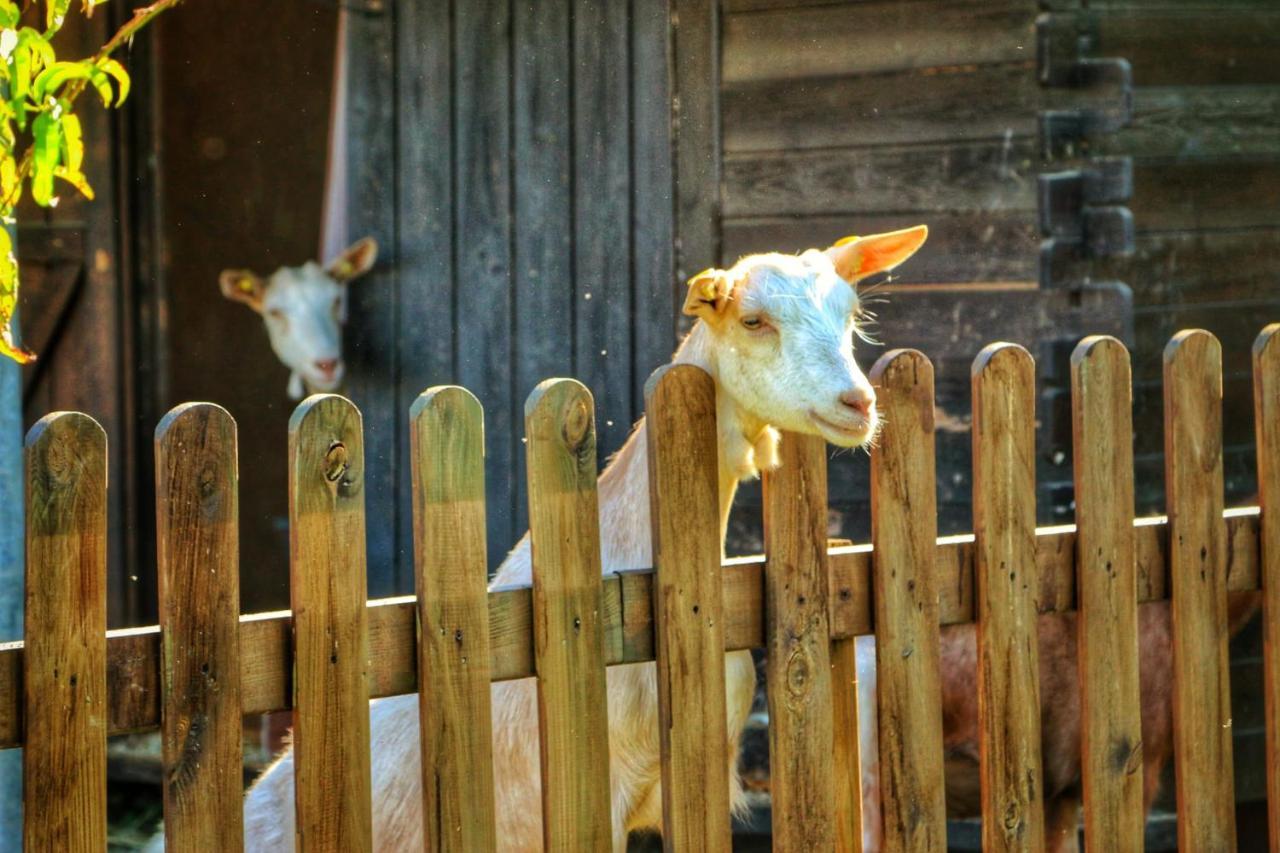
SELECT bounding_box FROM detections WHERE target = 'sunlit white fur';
[237,235,918,851]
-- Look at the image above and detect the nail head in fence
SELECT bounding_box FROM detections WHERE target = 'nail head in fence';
[24,412,108,852]
[288,395,373,852]
[155,404,244,852]
[971,343,1045,852]
[523,378,612,849]
[762,430,836,849]
[868,348,947,849]
[644,365,732,851]
[1069,337,1143,850]
[1163,329,1237,849]
[1254,323,1280,848]
[409,386,496,851]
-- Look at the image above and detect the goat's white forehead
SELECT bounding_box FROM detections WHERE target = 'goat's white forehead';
[264,263,342,309]
[733,251,856,319]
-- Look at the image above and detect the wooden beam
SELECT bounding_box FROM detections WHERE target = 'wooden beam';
[0,510,1261,750]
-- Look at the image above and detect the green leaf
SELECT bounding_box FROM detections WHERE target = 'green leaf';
[0,2,17,28]
[32,60,92,102]
[12,39,29,101]
[46,0,71,33]
[98,57,129,106]
[58,108,82,174]
[31,110,61,206]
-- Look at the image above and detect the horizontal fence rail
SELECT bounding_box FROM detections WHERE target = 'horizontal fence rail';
[4,324,1278,852]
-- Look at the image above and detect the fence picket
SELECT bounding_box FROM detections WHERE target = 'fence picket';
[868,349,947,850]
[1163,330,1237,849]
[1255,324,1280,848]
[155,404,243,852]
[762,431,836,849]
[645,364,732,851]
[288,395,373,852]
[830,628,863,853]
[1070,337,1143,850]
[524,379,612,849]
[23,412,108,852]
[971,343,1045,852]
[409,387,496,850]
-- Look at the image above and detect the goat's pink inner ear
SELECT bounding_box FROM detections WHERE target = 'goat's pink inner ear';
[327,236,378,283]
[218,269,266,312]
[826,224,928,282]
[681,268,732,319]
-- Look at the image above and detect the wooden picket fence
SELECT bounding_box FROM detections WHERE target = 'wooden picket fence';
[2,325,1278,852]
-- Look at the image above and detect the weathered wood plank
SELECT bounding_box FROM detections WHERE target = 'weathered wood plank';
[631,0,677,406]
[645,365,731,850]
[724,62,1039,153]
[0,512,1264,748]
[524,379,612,848]
[672,0,721,286]
[396,0,456,577]
[1131,159,1280,233]
[971,344,1044,852]
[1163,330,1236,848]
[1103,86,1280,163]
[1255,323,1280,846]
[342,1,400,597]
[512,0,573,536]
[456,0,516,571]
[762,432,836,848]
[1069,338,1143,850]
[868,349,947,849]
[410,388,496,851]
[288,395,372,852]
[1254,324,1280,846]
[723,0,1035,83]
[23,412,108,851]
[722,139,1038,219]
[155,404,243,852]
[574,0,634,457]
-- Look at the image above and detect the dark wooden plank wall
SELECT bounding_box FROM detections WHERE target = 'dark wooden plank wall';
[718,0,1081,541]
[346,0,677,588]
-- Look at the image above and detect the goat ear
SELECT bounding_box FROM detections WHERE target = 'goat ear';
[682,268,733,319]
[327,236,378,283]
[219,269,267,312]
[824,225,928,283]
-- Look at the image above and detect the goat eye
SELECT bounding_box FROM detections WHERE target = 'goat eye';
[741,315,763,331]
[268,309,285,322]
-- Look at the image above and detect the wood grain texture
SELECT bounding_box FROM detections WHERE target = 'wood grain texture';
[1255,323,1280,848]
[0,512,1264,746]
[971,343,1044,852]
[523,379,612,849]
[1163,329,1237,849]
[644,365,731,850]
[155,404,243,852]
[1069,338,1143,851]
[830,633,862,853]
[762,431,835,848]
[23,412,108,852]
[410,387,496,851]
[672,0,721,286]
[868,349,947,850]
[288,395,372,852]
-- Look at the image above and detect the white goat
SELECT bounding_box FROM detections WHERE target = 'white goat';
[219,237,378,399]
[239,226,928,851]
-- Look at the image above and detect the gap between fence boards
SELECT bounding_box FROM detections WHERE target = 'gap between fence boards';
[0,507,1261,749]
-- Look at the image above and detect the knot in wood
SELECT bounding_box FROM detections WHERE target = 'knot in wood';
[324,441,349,483]
[560,397,591,450]
[784,644,813,706]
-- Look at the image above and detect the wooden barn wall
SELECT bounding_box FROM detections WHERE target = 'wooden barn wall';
[344,0,678,592]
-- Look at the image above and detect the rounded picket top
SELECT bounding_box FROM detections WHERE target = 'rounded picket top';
[1163,328,1221,372]
[155,402,238,529]
[1253,322,1280,362]
[288,394,365,508]
[155,401,236,444]
[644,363,714,411]
[869,347,932,386]
[971,340,1034,381]
[524,377,596,456]
[26,410,106,455]
[410,385,487,505]
[1070,334,1129,372]
[25,412,107,527]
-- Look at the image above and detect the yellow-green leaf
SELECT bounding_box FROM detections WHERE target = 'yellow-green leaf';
[31,111,61,206]
[0,229,33,364]
[59,109,82,174]
[53,166,92,199]
[98,57,129,106]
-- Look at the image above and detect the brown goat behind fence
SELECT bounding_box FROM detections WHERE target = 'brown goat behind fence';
[5,324,1279,851]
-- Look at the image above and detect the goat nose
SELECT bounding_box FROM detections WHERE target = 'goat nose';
[315,359,339,376]
[839,388,874,416]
